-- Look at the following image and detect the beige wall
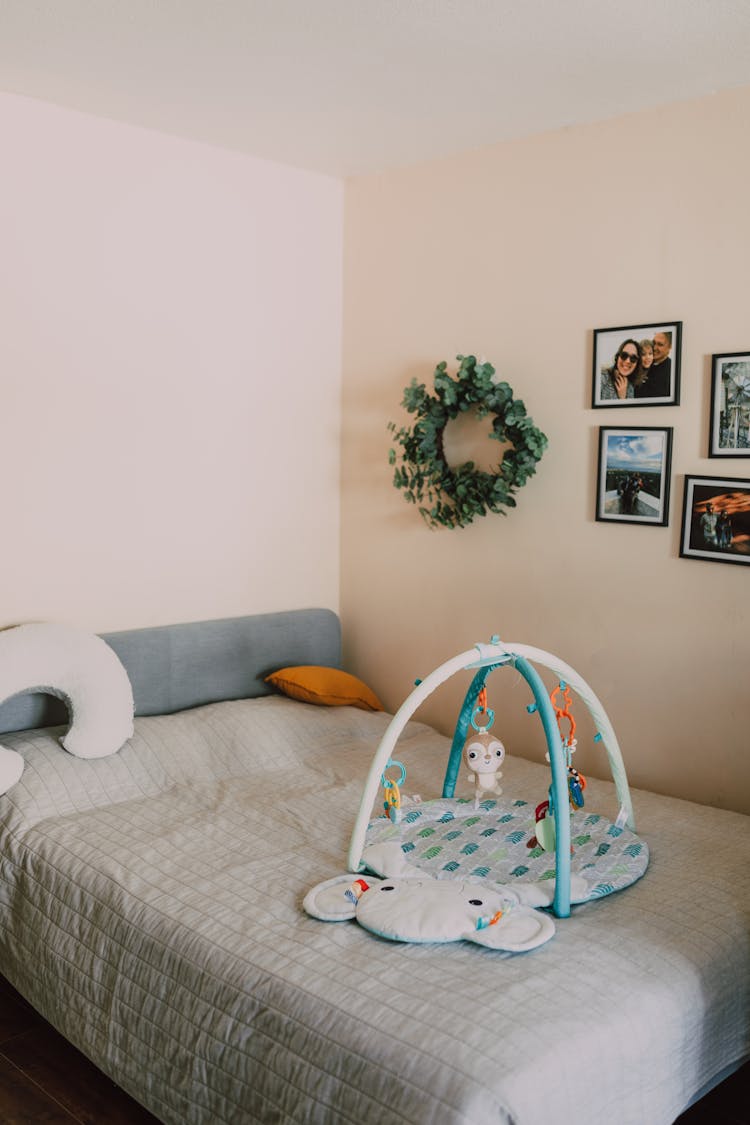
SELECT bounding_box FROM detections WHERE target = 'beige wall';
[341,87,750,814]
[2,85,747,813]
[0,93,343,631]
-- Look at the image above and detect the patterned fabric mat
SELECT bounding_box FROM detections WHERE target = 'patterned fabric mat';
[364,796,649,901]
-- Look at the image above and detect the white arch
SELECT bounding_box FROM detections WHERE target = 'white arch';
[348,640,633,874]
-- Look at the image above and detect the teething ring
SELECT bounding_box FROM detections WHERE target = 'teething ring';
[381,759,406,787]
[470,706,495,733]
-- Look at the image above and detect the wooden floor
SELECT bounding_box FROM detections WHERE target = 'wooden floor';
[0,974,747,1123]
[0,975,158,1124]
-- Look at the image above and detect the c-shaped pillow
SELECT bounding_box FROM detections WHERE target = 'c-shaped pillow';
[0,622,134,795]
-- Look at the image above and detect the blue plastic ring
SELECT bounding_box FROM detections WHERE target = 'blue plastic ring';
[381,758,406,787]
[470,707,495,732]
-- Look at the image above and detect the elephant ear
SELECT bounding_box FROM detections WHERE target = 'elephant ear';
[467,906,555,952]
[303,874,384,922]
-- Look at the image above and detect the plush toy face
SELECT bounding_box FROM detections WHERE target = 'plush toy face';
[357,878,509,942]
[464,731,505,775]
[303,873,555,952]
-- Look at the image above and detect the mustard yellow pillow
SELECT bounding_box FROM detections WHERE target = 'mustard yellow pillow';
[265,665,383,712]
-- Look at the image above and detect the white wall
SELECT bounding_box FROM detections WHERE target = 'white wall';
[0,93,343,631]
[341,86,750,814]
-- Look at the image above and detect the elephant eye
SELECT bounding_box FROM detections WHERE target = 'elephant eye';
[381,885,395,892]
[469,898,483,906]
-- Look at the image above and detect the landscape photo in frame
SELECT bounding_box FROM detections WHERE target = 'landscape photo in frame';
[596,426,673,526]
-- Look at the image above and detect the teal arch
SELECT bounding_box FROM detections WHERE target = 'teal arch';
[513,656,571,917]
[445,656,572,916]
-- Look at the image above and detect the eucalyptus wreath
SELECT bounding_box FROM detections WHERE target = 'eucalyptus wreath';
[387,354,548,529]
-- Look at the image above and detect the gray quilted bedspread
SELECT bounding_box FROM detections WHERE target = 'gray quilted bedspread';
[0,697,748,1124]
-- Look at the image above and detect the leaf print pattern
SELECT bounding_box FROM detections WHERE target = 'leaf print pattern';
[364,796,648,903]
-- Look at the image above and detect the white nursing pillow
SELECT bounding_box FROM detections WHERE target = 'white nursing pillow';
[0,623,135,795]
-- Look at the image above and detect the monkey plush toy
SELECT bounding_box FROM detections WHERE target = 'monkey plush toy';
[464,729,505,809]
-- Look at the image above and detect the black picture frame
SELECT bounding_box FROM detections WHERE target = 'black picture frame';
[595,426,673,526]
[679,475,750,566]
[592,321,682,408]
[708,352,750,457]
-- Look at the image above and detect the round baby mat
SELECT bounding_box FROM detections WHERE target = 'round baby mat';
[363,796,649,903]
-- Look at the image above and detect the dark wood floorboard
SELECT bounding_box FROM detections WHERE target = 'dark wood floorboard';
[0,1060,81,1125]
[0,975,160,1124]
[1,972,748,1123]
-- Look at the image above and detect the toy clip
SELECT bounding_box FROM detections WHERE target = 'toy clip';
[470,689,495,733]
[345,878,370,905]
[550,682,576,743]
[476,909,504,930]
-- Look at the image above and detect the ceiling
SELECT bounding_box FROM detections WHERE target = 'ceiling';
[2,0,749,177]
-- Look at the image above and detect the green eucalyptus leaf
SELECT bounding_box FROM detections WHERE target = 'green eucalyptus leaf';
[387,354,546,528]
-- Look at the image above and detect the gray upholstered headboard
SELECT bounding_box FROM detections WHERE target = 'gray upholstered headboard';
[0,608,341,736]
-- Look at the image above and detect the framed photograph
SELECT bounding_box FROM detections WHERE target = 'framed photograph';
[592,321,682,408]
[680,475,750,566]
[708,352,750,457]
[596,426,673,526]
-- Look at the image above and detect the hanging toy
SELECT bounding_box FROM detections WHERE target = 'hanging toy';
[528,799,557,852]
[381,759,406,823]
[529,683,588,852]
[464,687,505,810]
[568,767,586,809]
[550,682,587,811]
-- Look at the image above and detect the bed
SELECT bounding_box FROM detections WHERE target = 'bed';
[0,608,747,1124]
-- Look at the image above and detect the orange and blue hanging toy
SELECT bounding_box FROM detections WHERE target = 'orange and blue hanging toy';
[530,681,587,852]
[550,681,587,809]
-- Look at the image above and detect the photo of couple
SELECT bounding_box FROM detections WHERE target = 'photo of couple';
[592,322,682,408]
[680,476,750,566]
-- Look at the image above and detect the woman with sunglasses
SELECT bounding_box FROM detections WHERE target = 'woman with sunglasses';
[599,339,642,401]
